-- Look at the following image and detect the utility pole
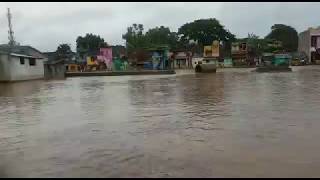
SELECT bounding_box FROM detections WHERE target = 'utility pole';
[6,8,15,81]
[7,8,16,47]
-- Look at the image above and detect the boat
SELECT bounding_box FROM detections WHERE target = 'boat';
[255,53,292,72]
[193,57,217,73]
[192,41,219,73]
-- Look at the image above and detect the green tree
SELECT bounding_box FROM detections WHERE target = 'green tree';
[122,24,152,62]
[246,33,265,56]
[265,24,298,52]
[263,38,284,53]
[178,18,235,47]
[122,24,194,52]
[122,24,149,53]
[76,33,108,58]
[145,26,180,49]
[56,43,72,59]
[247,33,260,46]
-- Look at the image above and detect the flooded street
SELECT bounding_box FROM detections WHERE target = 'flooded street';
[1,66,320,177]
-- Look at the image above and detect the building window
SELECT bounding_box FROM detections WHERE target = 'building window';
[311,36,316,47]
[29,58,36,66]
[241,43,247,51]
[20,57,25,65]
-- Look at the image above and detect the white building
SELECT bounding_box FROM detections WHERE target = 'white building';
[0,45,46,82]
[298,27,320,64]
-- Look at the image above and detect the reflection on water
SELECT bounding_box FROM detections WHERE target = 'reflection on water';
[1,66,320,177]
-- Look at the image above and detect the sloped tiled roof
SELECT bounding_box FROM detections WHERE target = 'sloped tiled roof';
[0,44,46,59]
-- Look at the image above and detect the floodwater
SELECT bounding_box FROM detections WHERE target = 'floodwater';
[1,66,320,177]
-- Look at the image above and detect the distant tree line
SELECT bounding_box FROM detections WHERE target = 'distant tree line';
[121,19,299,58]
[55,18,299,60]
[122,18,236,56]
[242,24,298,56]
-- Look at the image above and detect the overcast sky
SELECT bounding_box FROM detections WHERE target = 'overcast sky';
[0,2,319,52]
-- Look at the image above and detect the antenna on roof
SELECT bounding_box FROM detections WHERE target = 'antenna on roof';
[7,8,16,47]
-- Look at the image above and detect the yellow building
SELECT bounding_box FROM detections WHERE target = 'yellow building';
[203,40,219,57]
[86,56,96,65]
[66,64,79,72]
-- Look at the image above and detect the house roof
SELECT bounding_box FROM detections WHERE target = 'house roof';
[145,45,170,51]
[43,51,77,62]
[44,59,65,65]
[173,51,191,59]
[0,44,46,59]
[10,53,35,58]
[43,52,58,61]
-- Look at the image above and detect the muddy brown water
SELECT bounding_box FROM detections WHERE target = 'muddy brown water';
[1,66,320,177]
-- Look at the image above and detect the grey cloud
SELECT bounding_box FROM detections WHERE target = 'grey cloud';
[0,2,320,52]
